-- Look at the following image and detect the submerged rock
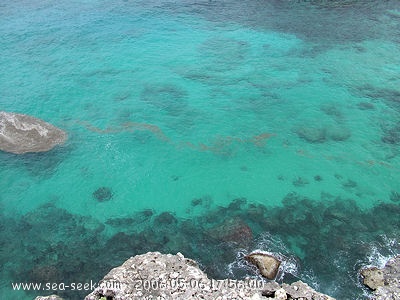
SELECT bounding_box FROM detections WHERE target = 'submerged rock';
[0,111,67,154]
[326,126,351,142]
[245,252,281,280]
[93,187,113,202]
[295,126,326,143]
[207,217,253,246]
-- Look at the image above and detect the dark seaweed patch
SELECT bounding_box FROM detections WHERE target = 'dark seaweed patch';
[140,84,188,117]
[381,122,400,145]
[353,84,400,112]
[93,187,113,202]
[1,193,399,299]
[158,0,400,44]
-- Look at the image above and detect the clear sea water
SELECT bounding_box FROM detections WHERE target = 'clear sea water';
[1,0,400,299]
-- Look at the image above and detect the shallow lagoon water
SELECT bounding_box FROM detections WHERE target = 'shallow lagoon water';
[1,0,400,299]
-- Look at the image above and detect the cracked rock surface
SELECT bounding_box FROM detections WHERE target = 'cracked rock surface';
[85,252,334,300]
[361,255,400,300]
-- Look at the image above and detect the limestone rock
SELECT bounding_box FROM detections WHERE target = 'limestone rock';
[0,111,67,154]
[85,252,334,300]
[282,281,335,300]
[85,252,264,300]
[360,267,384,290]
[361,255,400,300]
[274,288,287,300]
[35,296,64,300]
[245,252,281,280]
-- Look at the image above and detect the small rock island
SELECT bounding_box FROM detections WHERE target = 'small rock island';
[0,111,67,154]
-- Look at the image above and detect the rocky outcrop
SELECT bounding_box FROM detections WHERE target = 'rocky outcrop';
[0,111,67,154]
[360,255,400,300]
[245,252,281,280]
[85,252,334,300]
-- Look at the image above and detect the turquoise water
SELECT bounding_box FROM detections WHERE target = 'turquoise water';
[1,0,400,299]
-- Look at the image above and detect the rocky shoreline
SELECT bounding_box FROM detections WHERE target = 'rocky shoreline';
[85,252,334,300]
[360,255,400,300]
[34,252,400,300]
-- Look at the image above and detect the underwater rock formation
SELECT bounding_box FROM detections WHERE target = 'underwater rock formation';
[0,111,67,154]
[295,124,351,143]
[93,187,113,202]
[381,122,400,145]
[4,193,399,299]
[207,217,253,247]
[360,255,400,300]
[326,126,351,142]
[85,252,334,300]
[295,126,326,143]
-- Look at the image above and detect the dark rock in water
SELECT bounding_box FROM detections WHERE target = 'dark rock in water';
[93,187,113,202]
[381,122,400,145]
[314,175,323,181]
[154,212,177,225]
[141,209,154,217]
[295,126,326,143]
[326,126,351,141]
[245,252,281,280]
[105,217,135,227]
[293,177,309,187]
[228,197,247,210]
[390,191,400,202]
[191,198,202,207]
[30,264,62,283]
[207,217,253,246]
[342,179,357,189]
[320,103,343,118]
[356,84,400,103]
[0,111,67,154]
[357,101,375,110]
